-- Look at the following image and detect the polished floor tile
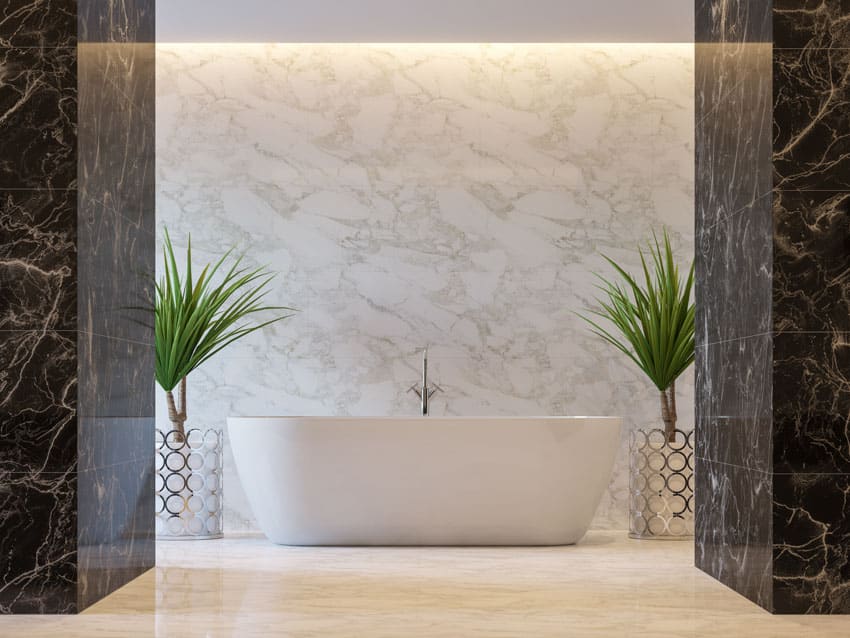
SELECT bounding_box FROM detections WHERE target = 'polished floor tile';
[1,532,849,637]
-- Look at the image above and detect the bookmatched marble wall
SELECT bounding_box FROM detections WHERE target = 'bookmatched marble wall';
[0,0,154,614]
[695,0,850,615]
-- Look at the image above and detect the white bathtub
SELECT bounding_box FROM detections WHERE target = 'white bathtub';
[227,416,621,546]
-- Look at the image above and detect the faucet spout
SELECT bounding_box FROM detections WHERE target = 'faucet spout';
[408,346,442,416]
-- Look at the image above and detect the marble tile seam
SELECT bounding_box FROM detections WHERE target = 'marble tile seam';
[695,331,773,349]
[695,76,750,127]
[0,330,152,346]
[694,456,772,474]
[77,207,157,241]
[2,456,153,479]
[0,187,77,192]
[0,469,77,478]
[76,330,153,347]
[0,46,77,50]
[696,330,850,349]
[174,352,649,362]
[78,456,153,474]
[697,189,774,235]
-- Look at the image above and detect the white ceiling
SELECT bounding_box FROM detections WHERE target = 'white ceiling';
[156,0,694,43]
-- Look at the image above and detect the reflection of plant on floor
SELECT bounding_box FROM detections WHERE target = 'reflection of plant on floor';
[579,230,695,442]
[155,228,294,441]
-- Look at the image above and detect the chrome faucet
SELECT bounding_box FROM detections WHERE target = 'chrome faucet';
[408,347,442,415]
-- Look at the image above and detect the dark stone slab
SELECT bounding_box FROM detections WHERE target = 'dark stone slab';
[77,457,154,610]
[695,200,773,346]
[774,0,850,50]
[774,472,850,614]
[0,0,76,48]
[0,329,76,474]
[773,332,850,474]
[695,458,774,610]
[695,0,772,44]
[0,470,77,614]
[78,0,154,43]
[774,47,850,191]
[0,47,76,189]
[695,335,773,472]
[774,190,850,334]
[0,189,76,332]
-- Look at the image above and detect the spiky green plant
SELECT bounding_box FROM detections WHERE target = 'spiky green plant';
[156,228,294,440]
[578,230,695,442]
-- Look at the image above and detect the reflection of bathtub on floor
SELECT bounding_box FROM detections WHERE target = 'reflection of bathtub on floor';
[228,416,622,546]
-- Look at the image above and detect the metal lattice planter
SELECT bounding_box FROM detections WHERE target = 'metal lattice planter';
[155,428,223,540]
[629,428,693,539]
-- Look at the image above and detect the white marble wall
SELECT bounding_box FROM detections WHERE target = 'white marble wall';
[155,43,695,532]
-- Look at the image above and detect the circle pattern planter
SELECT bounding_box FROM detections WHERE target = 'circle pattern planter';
[155,428,223,540]
[629,428,693,539]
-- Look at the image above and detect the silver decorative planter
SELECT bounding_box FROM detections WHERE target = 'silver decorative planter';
[629,428,693,539]
[155,428,223,540]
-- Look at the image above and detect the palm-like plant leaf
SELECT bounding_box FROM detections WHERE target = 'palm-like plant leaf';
[155,228,295,392]
[578,230,695,392]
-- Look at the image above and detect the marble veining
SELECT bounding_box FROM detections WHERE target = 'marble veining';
[0,0,155,615]
[0,0,76,48]
[78,0,155,44]
[4,533,850,636]
[696,0,850,615]
[0,46,77,189]
[774,0,850,49]
[774,190,850,334]
[773,46,850,191]
[156,43,695,533]
[773,472,850,614]
[0,470,77,614]
[0,189,77,332]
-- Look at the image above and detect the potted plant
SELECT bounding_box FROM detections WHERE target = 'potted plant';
[579,230,695,539]
[154,229,293,539]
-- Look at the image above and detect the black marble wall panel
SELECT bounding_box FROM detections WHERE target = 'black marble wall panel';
[695,461,774,610]
[0,47,77,190]
[0,1,76,48]
[694,0,776,610]
[774,190,850,334]
[78,0,155,44]
[77,456,153,610]
[695,0,772,44]
[774,472,850,614]
[697,0,850,615]
[0,0,154,615]
[773,47,850,192]
[0,0,79,615]
[0,470,77,614]
[75,35,155,612]
[770,0,850,615]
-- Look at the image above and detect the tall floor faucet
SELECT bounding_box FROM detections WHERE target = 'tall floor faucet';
[408,347,442,415]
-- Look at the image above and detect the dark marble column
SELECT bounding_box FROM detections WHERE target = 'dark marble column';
[0,0,154,614]
[696,0,850,615]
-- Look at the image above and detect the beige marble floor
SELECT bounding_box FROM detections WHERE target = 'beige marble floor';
[2,532,849,637]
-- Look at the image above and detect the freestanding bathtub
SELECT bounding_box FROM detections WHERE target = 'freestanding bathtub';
[227,416,621,546]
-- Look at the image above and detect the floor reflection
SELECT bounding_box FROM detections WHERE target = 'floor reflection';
[1,533,850,636]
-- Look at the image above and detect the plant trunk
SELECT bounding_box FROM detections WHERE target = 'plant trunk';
[659,380,677,443]
[165,376,188,442]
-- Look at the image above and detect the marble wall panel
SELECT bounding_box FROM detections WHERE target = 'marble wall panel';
[0,470,77,614]
[0,1,76,48]
[0,0,154,615]
[696,0,850,616]
[773,472,850,614]
[695,458,774,609]
[156,43,696,532]
[76,38,155,610]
